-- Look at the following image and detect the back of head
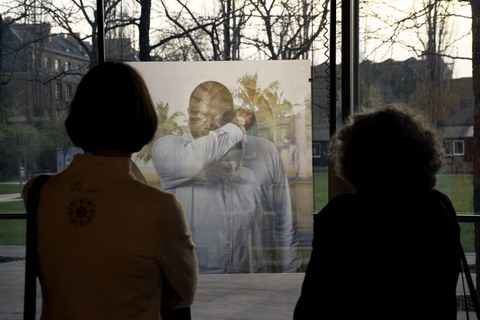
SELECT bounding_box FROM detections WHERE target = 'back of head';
[65,61,157,153]
[330,103,443,194]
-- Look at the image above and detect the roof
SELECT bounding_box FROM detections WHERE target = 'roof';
[439,125,474,139]
[1,21,89,72]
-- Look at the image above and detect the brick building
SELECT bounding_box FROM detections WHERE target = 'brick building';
[311,58,474,173]
[0,19,89,123]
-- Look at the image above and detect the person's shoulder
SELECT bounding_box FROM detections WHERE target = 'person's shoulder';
[428,189,449,200]
[22,174,55,206]
[426,189,455,210]
[314,193,358,226]
[246,135,277,150]
[123,182,187,229]
[328,193,357,206]
[247,135,273,144]
[154,134,188,144]
[316,193,357,216]
[130,178,171,198]
[22,174,53,195]
[403,189,453,209]
[152,134,191,154]
[130,180,183,210]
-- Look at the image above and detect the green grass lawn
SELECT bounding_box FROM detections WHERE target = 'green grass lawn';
[435,174,474,213]
[0,174,477,248]
[314,173,475,213]
[313,170,328,212]
[0,220,26,245]
[0,182,26,245]
[436,175,476,251]
[313,172,476,251]
[0,200,25,212]
[0,182,23,195]
[0,199,25,245]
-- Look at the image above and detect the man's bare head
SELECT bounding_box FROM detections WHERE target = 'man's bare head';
[188,81,233,138]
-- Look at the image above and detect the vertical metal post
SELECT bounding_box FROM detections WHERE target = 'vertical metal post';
[329,0,337,137]
[97,0,105,63]
[328,0,358,200]
[353,0,359,113]
[470,0,480,299]
[341,0,358,122]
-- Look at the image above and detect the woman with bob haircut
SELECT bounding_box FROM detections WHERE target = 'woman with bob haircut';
[294,104,461,319]
[23,61,198,320]
[65,60,157,153]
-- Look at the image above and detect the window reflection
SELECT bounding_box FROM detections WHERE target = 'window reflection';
[0,1,476,277]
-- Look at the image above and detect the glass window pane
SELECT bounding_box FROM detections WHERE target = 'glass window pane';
[359,0,474,213]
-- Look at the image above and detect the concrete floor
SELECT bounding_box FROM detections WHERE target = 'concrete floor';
[0,246,304,320]
[2,245,478,320]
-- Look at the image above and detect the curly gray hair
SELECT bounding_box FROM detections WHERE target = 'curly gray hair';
[328,103,444,194]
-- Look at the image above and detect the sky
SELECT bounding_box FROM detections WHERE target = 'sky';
[1,0,473,78]
[358,0,473,79]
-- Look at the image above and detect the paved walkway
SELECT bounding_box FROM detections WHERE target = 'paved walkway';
[1,246,478,320]
[0,193,22,203]
[0,246,304,320]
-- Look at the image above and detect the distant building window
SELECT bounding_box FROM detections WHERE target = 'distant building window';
[443,141,452,156]
[55,83,62,100]
[64,61,71,71]
[312,143,321,158]
[55,59,61,71]
[65,84,72,101]
[43,57,49,69]
[453,140,464,156]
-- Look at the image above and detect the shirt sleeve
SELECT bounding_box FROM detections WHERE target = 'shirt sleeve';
[152,123,244,190]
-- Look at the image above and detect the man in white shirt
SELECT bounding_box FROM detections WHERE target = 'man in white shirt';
[152,80,301,273]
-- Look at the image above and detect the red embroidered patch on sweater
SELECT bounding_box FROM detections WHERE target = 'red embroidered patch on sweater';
[67,198,96,226]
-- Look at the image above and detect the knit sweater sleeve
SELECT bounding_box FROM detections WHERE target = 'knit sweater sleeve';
[156,194,198,308]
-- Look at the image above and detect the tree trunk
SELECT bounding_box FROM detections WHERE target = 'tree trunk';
[138,0,151,61]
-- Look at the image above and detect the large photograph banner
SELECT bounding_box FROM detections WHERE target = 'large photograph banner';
[129,61,313,273]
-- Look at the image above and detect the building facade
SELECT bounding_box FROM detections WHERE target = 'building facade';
[0,19,89,124]
[312,58,475,174]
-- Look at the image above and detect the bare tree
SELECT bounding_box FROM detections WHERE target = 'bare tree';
[37,0,129,67]
[136,0,328,62]
[360,0,471,120]
[360,0,471,62]
[151,0,251,61]
[156,0,223,60]
[244,0,328,60]
[0,0,42,89]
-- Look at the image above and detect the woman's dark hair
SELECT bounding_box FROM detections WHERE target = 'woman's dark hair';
[65,61,157,153]
[329,103,444,194]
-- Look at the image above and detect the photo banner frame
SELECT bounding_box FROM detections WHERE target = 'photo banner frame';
[130,60,313,273]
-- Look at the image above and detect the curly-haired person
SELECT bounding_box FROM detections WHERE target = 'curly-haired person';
[294,104,461,319]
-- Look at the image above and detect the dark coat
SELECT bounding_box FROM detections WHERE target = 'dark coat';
[294,190,461,319]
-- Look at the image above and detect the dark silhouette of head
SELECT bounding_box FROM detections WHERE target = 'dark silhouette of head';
[329,103,443,194]
[65,61,157,153]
